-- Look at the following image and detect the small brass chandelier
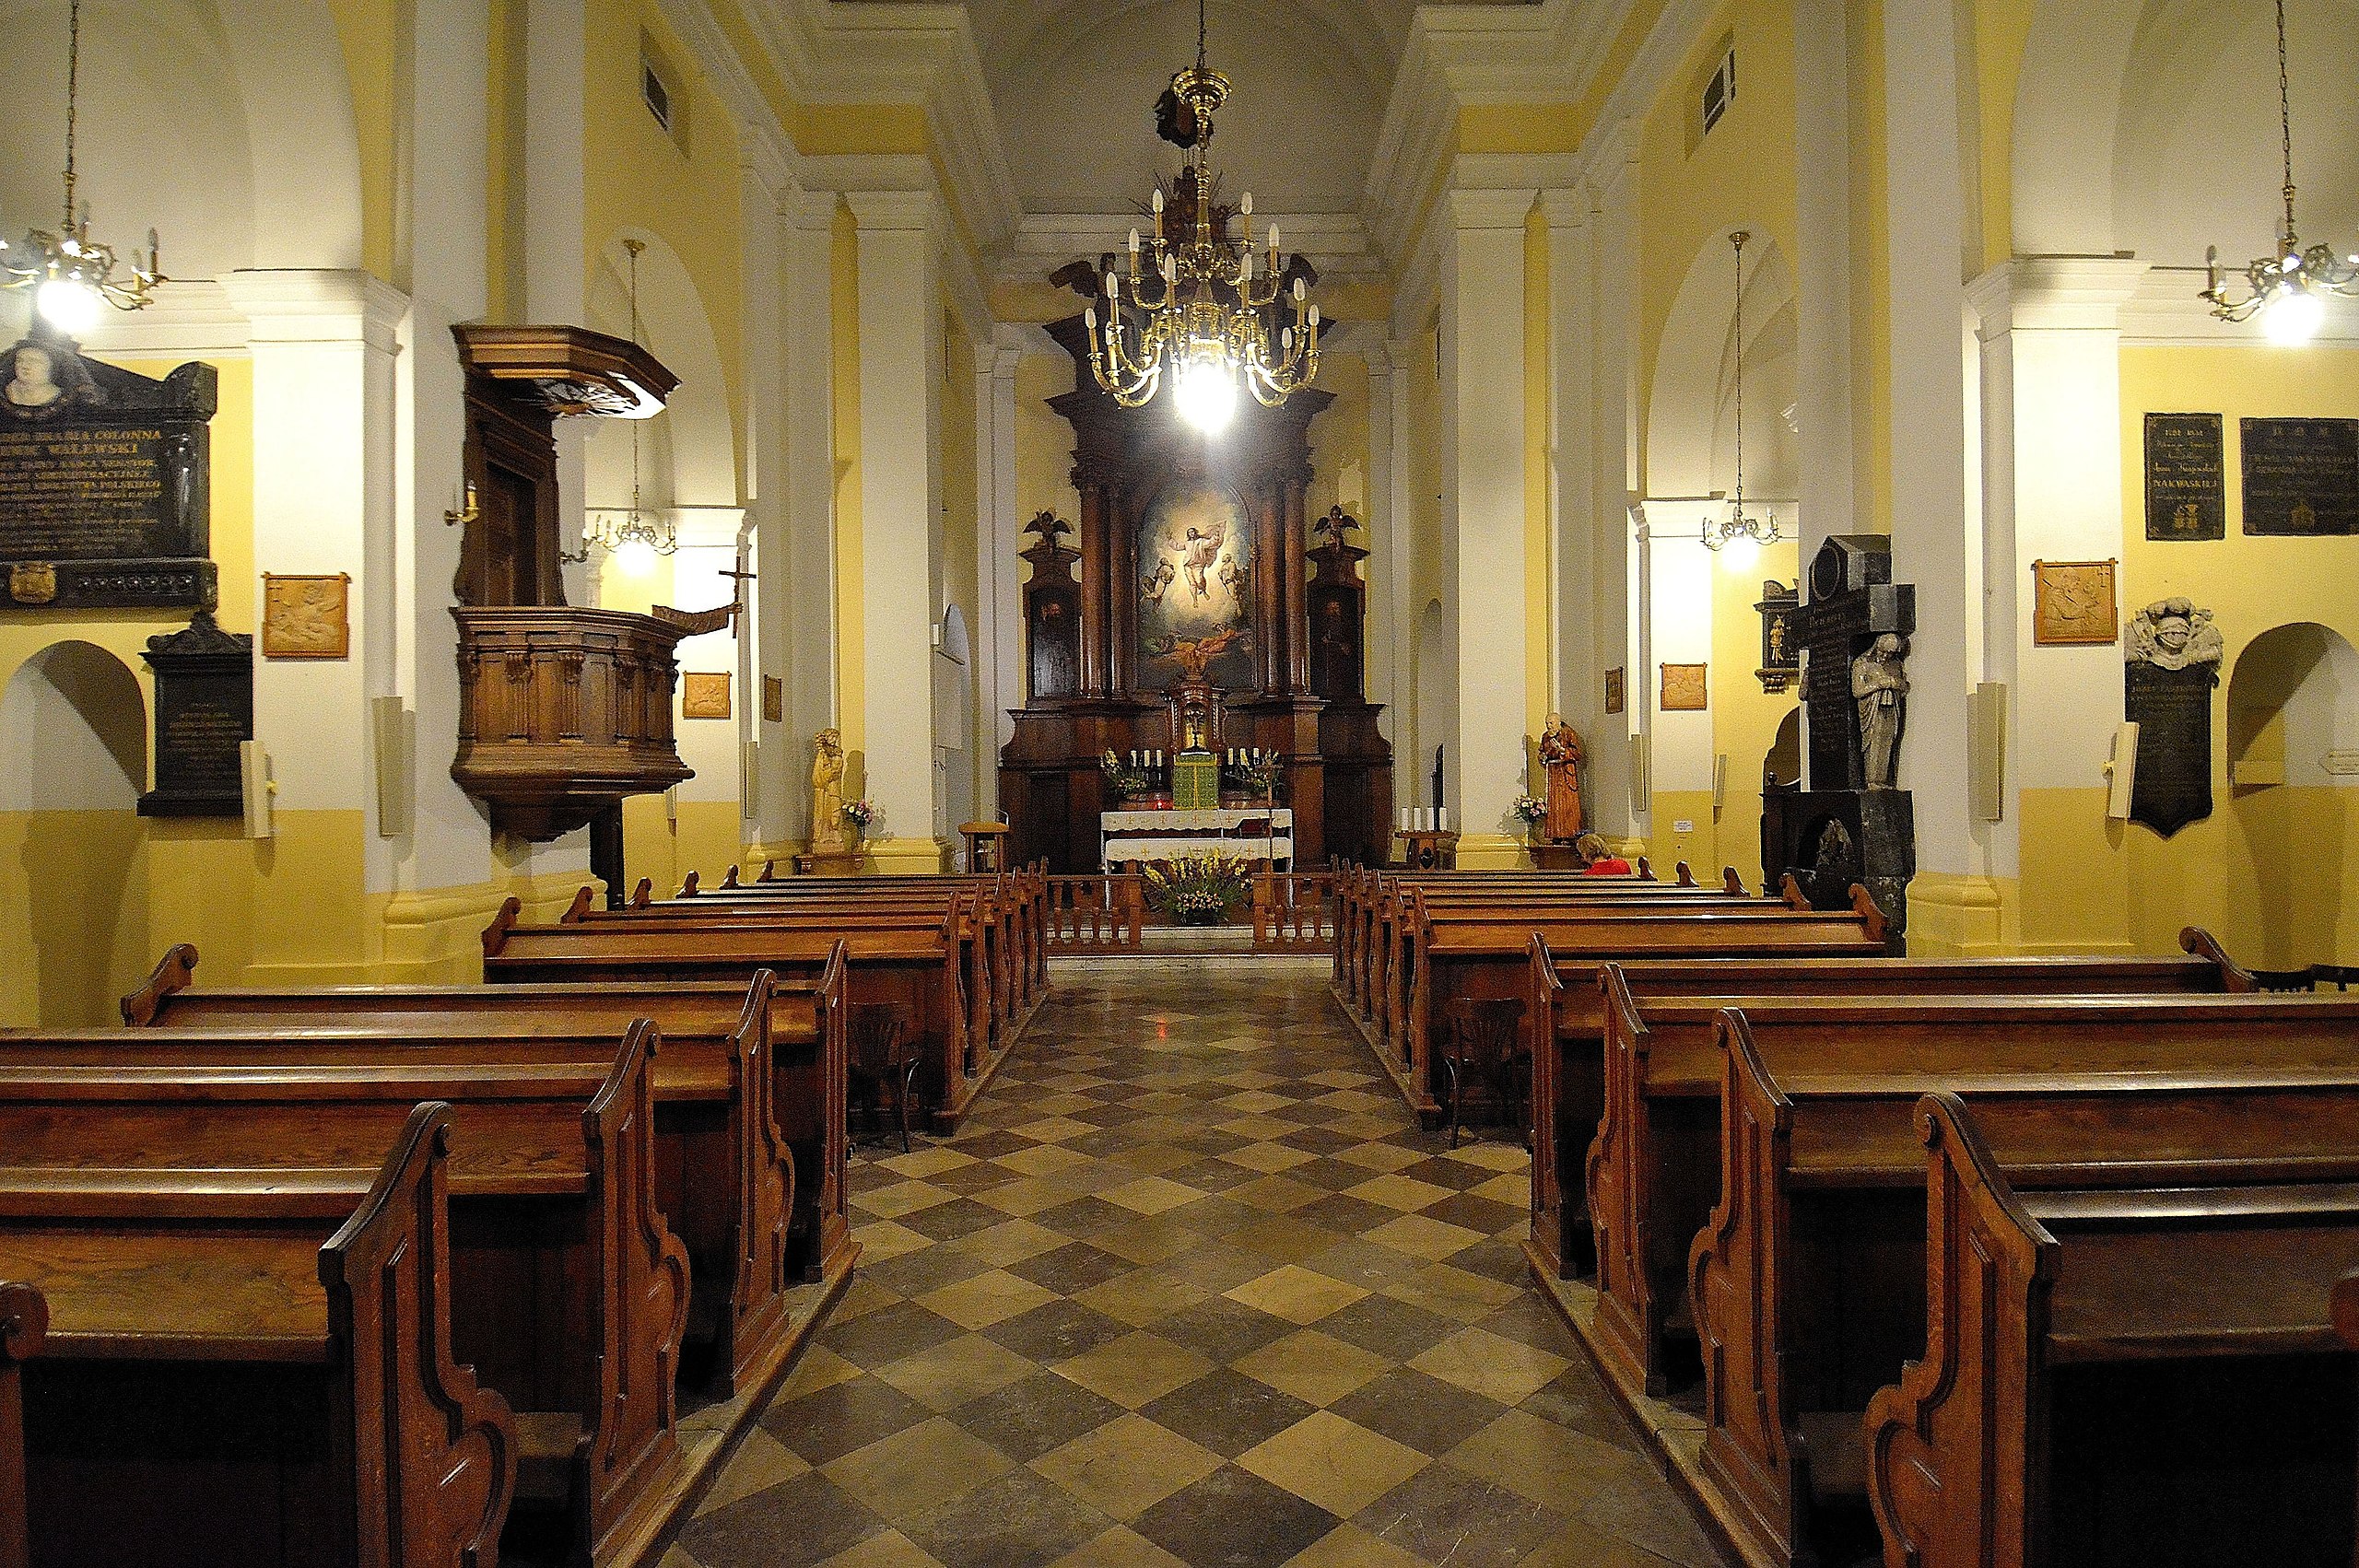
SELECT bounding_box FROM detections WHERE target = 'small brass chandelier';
[1704,230,1781,560]
[2201,0,2357,345]
[0,0,165,334]
[579,241,676,570]
[1084,0,1320,433]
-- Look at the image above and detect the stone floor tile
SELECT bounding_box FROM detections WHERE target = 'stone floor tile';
[1228,1328,1392,1409]
[1052,1329,1216,1409]
[899,1468,1112,1568]
[1442,1407,1659,1515]
[983,1297,1137,1363]
[1223,1264,1369,1326]
[1406,1327,1571,1406]
[821,1415,1015,1522]
[1276,1521,1432,1568]
[676,1469,885,1568]
[761,1375,940,1465]
[1326,1369,1512,1458]
[870,1330,1039,1413]
[1351,1462,1560,1568]
[1138,1368,1322,1458]
[1235,1410,1431,1519]
[1029,1411,1226,1521]
[952,1369,1126,1463]
[1131,1465,1341,1568]
[912,1266,1062,1330]
[812,1529,949,1568]
[1046,1526,1195,1568]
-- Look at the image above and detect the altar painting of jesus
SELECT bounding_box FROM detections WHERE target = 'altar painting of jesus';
[1137,484,1253,690]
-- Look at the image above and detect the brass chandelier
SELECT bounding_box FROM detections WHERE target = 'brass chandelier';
[1,0,165,333]
[2201,0,2357,345]
[1703,229,1782,561]
[1084,0,1320,433]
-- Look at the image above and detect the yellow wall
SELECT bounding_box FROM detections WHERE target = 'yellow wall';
[829,204,863,753]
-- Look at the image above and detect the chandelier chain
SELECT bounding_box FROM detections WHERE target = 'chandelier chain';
[1732,230,1745,519]
[2276,0,2295,244]
[62,0,81,230]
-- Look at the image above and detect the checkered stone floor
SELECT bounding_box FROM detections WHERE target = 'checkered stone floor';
[662,958,1726,1568]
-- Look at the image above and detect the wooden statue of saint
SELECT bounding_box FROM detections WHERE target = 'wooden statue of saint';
[1537,715,1584,842]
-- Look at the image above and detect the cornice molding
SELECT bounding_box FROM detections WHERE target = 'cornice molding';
[1965,256,2151,337]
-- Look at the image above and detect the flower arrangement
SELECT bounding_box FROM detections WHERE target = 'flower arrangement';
[840,798,878,830]
[1099,749,1153,798]
[1511,793,1547,825]
[1141,852,1255,926]
[1227,756,1278,798]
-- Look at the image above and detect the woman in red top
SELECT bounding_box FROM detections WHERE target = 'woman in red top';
[1576,832,1633,877]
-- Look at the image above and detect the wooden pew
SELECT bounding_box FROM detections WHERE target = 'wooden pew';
[685,862,1051,1008]
[119,944,824,1392]
[1568,933,2253,1387]
[1332,862,1727,1013]
[1682,994,2359,1568]
[1864,1090,2359,1568]
[656,872,1040,1033]
[1,1284,41,1568]
[480,905,997,1137]
[552,890,1010,1114]
[0,1028,688,1568]
[2,1102,517,1568]
[1375,891,1886,1129]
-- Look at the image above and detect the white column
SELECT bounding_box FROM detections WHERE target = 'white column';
[1382,336,1420,816]
[849,190,945,871]
[742,168,792,848]
[979,338,1024,794]
[525,0,588,607]
[1881,0,1978,890]
[1589,137,1645,843]
[221,272,405,860]
[1361,344,1399,724]
[1439,187,1534,864]
[780,190,838,837]
[1968,258,2146,948]
[1543,187,1598,761]
[1793,0,1856,562]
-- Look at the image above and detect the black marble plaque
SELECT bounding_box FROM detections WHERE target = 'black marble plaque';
[2125,661,2216,837]
[138,611,252,818]
[2144,413,2225,540]
[2241,416,2359,536]
[0,333,217,610]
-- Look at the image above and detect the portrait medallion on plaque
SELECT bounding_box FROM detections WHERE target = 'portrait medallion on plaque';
[2143,413,2224,541]
[2242,416,2359,536]
[0,334,219,610]
[261,573,352,659]
[682,672,732,720]
[2031,559,2119,646]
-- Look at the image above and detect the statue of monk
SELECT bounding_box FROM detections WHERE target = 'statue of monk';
[1537,715,1584,842]
[810,728,849,850]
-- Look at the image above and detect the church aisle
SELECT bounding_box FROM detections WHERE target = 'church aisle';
[665,960,1725,1568]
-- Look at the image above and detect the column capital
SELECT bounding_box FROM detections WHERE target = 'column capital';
[222,269,408,351]
[845,188,939,234]
[1966,256,2152,338]
[1537,187,1588,230]
[1444,187,1537,232]
[783,188,839,233]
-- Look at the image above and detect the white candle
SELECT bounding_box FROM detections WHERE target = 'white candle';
[1438,807,1449,831]
[1398,808,1409,832]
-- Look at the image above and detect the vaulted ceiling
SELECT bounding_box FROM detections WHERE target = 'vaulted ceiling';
[835,0,1532,218]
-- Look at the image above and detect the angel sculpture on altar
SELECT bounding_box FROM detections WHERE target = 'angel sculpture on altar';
[1537,715,1585,842]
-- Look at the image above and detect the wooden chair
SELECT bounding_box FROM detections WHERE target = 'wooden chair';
[1438,997,1526,1150]
[847,1004,919,1154]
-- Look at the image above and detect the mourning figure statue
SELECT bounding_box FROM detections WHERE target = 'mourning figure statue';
[1851,632,1910,789]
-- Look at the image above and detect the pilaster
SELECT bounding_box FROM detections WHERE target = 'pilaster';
[1439,186,1535,844]
[849,189,947,865]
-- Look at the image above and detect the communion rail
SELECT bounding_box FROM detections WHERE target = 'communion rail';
[1251,872,1336,954]
[1044,875,1147,953]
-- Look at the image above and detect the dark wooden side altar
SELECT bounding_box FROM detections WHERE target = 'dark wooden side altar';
[997,317,1391,873]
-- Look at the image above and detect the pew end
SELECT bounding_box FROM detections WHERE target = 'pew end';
[120,943,199,1026]
[482,896,523,957]
[561,885,598,923]
[2179,926,2259,992]
[679,871,701,897]
[631,877,654,907]
[1,1281,43,1568]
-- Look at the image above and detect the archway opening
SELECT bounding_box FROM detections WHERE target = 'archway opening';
[2224,622,2359,967]
[0,641,151,1024]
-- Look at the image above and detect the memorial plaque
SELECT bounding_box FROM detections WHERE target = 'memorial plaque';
[2143,414,2225,540]
[2242,416,2359,536]
[0,333,219,609]
[2123,597,2224,837]
[681,671,731,719]
[138,611,253,818]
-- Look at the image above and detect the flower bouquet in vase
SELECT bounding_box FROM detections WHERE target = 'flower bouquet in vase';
[1141,852,1254,927]
[841,798,878,847]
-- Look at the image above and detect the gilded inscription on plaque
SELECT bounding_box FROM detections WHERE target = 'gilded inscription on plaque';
[0,335,218,610]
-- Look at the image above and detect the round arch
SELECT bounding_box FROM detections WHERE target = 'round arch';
[0,641,147,812]
[1645,228,1797,508]
[585,231,737,517]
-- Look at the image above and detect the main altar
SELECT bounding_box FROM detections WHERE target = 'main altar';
[995,305,1392,873]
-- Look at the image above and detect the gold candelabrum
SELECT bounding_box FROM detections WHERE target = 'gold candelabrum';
[1083,40,1320,431]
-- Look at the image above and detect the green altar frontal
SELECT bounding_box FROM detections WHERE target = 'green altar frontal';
[1172,752,1219,810]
